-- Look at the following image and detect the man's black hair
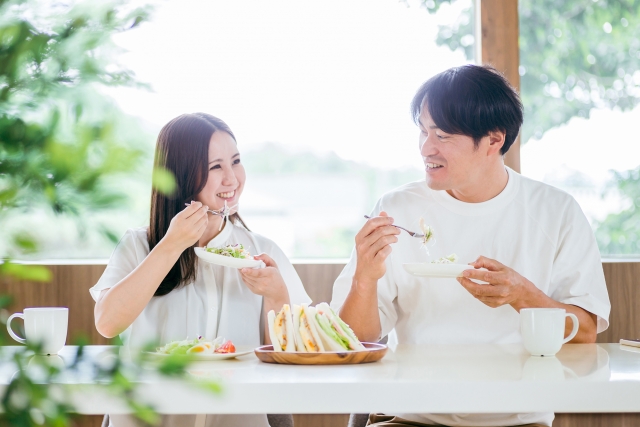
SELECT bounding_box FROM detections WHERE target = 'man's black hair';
[411,64,524,155]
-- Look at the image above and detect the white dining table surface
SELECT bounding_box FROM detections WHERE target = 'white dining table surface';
[1,343,640,415]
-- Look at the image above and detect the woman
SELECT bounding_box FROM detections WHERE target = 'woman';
[90,113,310,427]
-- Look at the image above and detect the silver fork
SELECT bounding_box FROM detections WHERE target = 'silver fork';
[184,203,225,216]
[363,215,425,239]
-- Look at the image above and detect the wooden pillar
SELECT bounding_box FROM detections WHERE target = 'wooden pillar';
[475,0,521,172]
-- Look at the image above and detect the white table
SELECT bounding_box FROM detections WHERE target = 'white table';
[1,343,640,414]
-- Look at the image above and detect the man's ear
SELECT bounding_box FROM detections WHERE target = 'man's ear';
[487,130,505,156]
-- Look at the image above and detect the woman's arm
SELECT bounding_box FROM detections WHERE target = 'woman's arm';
[94,202,209,338]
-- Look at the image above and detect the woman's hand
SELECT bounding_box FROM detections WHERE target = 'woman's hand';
[161,201,209,252]
[240,254,290,303]
[241,254,291,345]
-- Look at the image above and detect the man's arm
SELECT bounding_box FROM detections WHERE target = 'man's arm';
[458,256,597,343]
[338,212,400,343]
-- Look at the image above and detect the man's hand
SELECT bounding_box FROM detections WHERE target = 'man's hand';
[457,255,598,343]
[457,256,543,309]
[338,211,399,343]
[354,211,401,285]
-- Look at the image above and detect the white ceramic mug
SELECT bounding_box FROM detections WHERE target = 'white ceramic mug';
[6,307,68,355]
[520,308,579,357]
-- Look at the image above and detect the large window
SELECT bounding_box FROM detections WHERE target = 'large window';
[5,0,474,260]
[517,1,640,258]
[435,0,640,258]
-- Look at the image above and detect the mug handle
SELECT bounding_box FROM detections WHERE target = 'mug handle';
[7,313,27,344]
[562,313,580,344]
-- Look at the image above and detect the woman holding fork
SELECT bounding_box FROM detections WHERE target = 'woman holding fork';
[90,113,309,427]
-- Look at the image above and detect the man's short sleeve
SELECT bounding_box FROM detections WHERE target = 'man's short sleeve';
[549,201,611,333]
[330,200,399,339]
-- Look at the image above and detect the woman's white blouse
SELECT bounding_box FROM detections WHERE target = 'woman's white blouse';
[90,221,311,427]
[90,220,311,347]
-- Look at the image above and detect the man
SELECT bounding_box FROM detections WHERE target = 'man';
[331,64,610,427]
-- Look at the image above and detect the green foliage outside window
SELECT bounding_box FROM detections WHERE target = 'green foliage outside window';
[424,0,640,256]
[0,1,209,426]
[0,0,171,275]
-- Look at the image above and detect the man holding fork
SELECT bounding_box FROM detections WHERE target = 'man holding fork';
[331,64,610,427]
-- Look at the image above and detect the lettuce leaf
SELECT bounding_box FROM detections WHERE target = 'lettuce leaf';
[316,313,350,350]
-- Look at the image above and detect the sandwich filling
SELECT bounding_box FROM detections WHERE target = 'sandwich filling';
[274,309,288,351]
[315,303,366,351]
[299,309,321,352]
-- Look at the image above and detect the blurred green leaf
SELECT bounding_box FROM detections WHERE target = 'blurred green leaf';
[71,334,89,347]
[99,225,121,244]
[0,294,13,308]
[152,167,176,195]
[12,234,38,254]
[0,263,51,282]
[198,381,223,394]
[128,401,160,425]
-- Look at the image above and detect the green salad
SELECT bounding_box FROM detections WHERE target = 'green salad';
[156,336,224,355]
[205,244,250,259]
[431,254,458,264]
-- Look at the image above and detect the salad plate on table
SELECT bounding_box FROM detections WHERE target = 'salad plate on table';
[194,244,264,269]
[144,337,253,361]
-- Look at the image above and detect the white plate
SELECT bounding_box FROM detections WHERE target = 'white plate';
[145,347,254,361]
[194,247,264,269]
[403,263,475,278]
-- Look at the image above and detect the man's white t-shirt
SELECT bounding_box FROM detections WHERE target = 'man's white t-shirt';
[331,167,610,427]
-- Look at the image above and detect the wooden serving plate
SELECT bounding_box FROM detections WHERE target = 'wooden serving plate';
[254,342,387,365]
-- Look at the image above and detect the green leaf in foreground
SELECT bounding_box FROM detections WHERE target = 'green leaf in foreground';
[0,263,52,282]
[152,167,176,195]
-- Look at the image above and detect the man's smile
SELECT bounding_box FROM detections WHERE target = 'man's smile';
[426,162,444,170]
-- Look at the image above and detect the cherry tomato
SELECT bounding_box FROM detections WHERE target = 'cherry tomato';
[215,340,236,354]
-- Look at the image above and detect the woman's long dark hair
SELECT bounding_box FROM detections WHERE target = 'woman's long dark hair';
[148,113,249,296]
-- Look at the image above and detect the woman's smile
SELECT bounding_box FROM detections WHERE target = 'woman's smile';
[217,190,236,200]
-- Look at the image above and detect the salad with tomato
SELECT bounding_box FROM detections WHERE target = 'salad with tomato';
[156,336,236,355]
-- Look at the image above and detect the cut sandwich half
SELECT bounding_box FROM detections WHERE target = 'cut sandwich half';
[291,304,307,352]
[314,303,366,351]
[295,304,325,352]
[267,304,296,352]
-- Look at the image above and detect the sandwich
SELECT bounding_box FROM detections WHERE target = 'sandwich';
[268,302,366,352]
[267,304,296,352]
[314,303,366,351]
[292,304,325,352]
